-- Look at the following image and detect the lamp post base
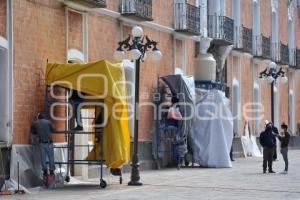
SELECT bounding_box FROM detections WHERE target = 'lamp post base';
[128,158,143,186]
[128,180,143,186]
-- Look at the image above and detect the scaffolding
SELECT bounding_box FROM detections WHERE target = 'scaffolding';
[153,75,193,169]
[44,85,111,188]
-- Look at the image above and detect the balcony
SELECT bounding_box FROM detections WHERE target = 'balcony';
[278,43,289,65]
[242,27,253,53]
[234,26,252,53]
[271,42,280,63]
[120,0,153,21]
[296,49,300,69]
[65,0,107,8]
[208,15,234,45]
[253,35,270,59]
[174,2,201,35]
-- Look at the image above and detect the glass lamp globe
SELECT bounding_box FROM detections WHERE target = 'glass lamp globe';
[152,50,162,61]
[281,76,288,83]
[129,48,142,60]
[268,62,276,70]
[132,26,143,38]
[114,50,125,61]
[267,75,275,83]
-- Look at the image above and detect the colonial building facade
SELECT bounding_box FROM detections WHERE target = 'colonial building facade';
[0,0,299,164]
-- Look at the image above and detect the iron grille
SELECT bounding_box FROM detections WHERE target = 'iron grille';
[174,3,200,35]
[208,15,234,44]
[120,0,152,21]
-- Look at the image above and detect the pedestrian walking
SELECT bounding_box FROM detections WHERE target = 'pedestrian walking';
[277,123,290,174]
[259,121,276,173]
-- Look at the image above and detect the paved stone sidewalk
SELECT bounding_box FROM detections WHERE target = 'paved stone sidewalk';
[3,150,300,200]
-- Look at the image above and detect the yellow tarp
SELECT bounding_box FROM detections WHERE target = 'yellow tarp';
[46,60,130,168]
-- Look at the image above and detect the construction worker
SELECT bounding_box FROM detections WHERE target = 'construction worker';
[31,113,56,177]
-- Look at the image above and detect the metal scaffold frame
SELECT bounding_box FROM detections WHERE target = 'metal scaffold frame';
[44,85,109,188]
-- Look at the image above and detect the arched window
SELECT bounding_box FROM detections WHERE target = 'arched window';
[67,48,84,64]
[0,36,9,143]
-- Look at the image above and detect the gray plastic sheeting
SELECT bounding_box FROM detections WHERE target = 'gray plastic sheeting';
[191,89,233,168]
[9,144,67,189]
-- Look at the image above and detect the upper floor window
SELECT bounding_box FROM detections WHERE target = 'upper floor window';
[271,0,279,61]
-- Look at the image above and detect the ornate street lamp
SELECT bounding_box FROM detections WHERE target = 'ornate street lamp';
[114,26,162,186]
[259,62,288,122]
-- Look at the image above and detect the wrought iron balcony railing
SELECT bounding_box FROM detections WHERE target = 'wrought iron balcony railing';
[271,42,280,62]
[234,26,252,53]
[120,0,153,21]
[296,49,300,69]
[208,15,234,45]
[289,48,296,67]
[174,2,201,35]
[262,36,271,59]
[278,43,289,65]
[67,0,107,8]
[242,26,252,53]
[253,35,270,59]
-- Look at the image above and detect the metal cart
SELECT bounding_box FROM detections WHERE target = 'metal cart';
[153,76,190,169]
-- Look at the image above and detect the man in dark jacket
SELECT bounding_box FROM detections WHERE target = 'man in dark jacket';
[259,122,276,173]
[278,123,290,174]
[31,113,56,176]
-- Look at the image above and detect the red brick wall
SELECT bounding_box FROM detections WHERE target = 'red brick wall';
[260,0,271,37]
[240,56,253,133]
[279,68,289,126]
[152,0,174,28]
[241,0,252,28]
[13,0,66,144]
[88,13,121,63]
[186,40,195,75]
[278,0,288,44]
[226,0,232,17]
[106,0,119,12]
[138,28,174,140]
[68,11,83,51]
[0,0,6,37]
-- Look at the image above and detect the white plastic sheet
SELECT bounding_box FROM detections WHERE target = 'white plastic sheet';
[191,89,233,168]
[241,122,262,157]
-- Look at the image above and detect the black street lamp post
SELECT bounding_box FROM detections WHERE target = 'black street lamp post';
[114,26,162,186]
[259,62,288,123]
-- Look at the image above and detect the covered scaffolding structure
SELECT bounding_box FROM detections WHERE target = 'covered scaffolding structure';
[43,60,131,188]
[153,74,195,169]
[191,81,233,168]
